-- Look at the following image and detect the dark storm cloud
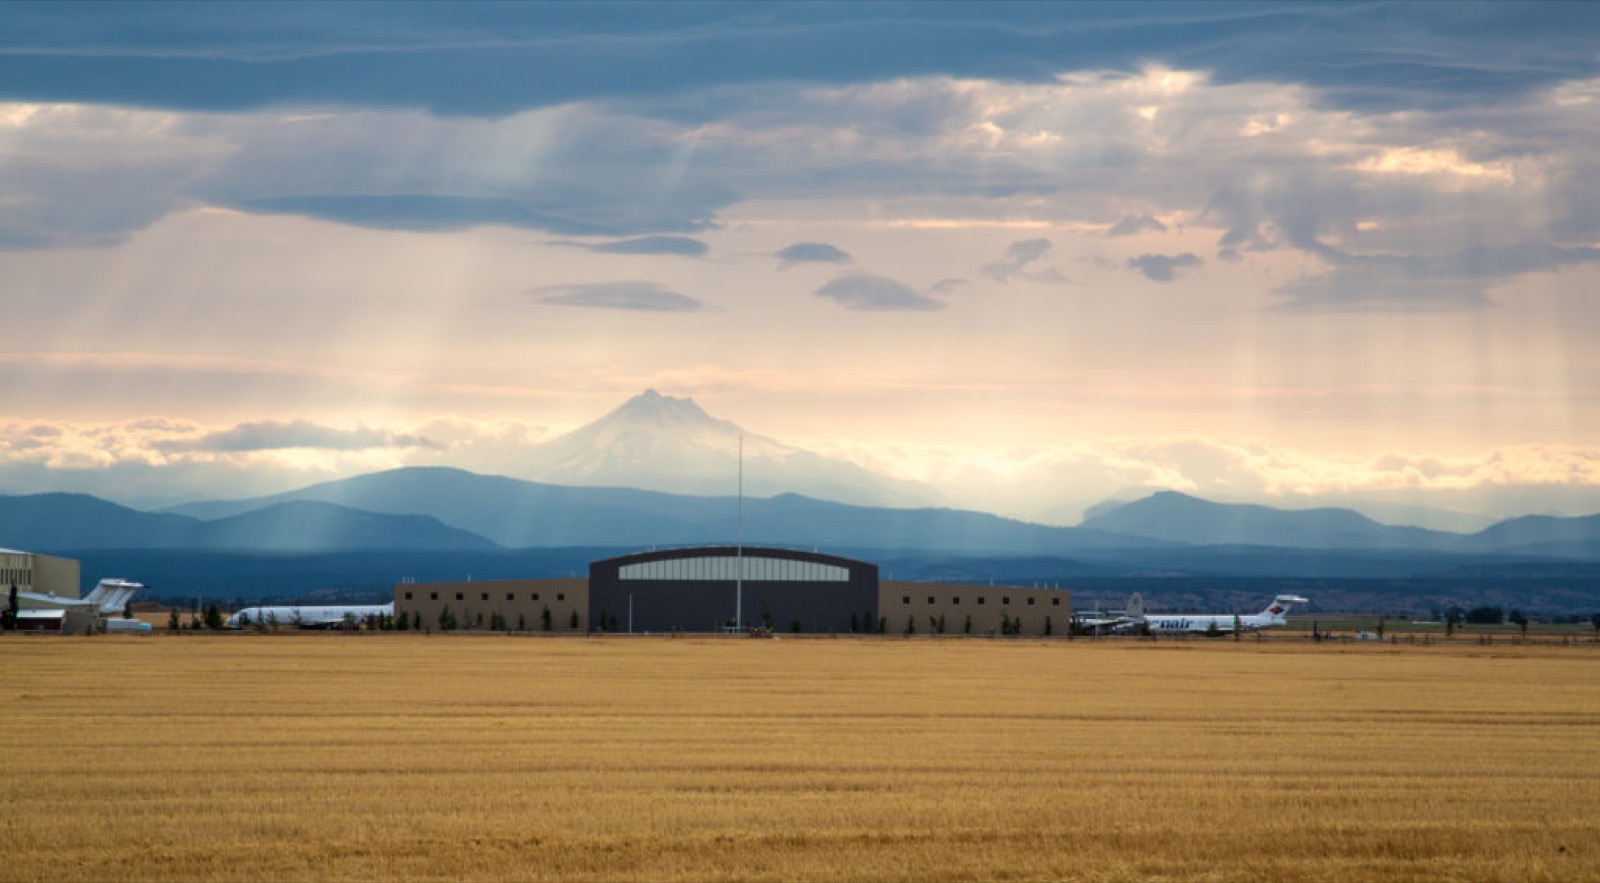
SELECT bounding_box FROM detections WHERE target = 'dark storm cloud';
[585,236,709,257]
[776,242,851,268]
[154,420,437,453]
[1127,252,1202,282]
[814,274,943,311]
[3,2,1595,117]
[529,281,707,312]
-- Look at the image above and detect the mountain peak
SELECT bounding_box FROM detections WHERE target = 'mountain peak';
[608,389,723,430]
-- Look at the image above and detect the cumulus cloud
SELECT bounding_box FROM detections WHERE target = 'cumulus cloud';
[776,242,851,268]
[981,239,1070,284]
[1127,252,1203,282]
[814,274,943,311]
[529,281,707,312]
[153,420,437,453]
[1107,215,1168,236]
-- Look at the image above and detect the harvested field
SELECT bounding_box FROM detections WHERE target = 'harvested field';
[2,634,1598,882]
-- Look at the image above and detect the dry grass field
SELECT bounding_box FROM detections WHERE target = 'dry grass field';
[3,634,1598,882]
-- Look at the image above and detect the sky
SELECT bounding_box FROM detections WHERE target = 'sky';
[2,1,1599,524]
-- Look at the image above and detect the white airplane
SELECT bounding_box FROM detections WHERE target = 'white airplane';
[226,603,394,630]
[1076,593,1309,635]
[18,578,143,615]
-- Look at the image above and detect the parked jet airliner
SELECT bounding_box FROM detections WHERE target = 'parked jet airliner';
[226,603,393,629]
[1076,593,1309,635]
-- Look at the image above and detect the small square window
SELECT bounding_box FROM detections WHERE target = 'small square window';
[455,592,464,601]
[532,593,540,601]
[1002,597,1010,606]
[977,597,986,605]
[430,592,438,601]
[1027,597,1036,606]
[557,593,565,601]
[927,596,935,605]
[1052,597,1060,606]
[506,593,515,601]
[404,591,413,601]
[953,597,960,605]
[480,592,489,602]
[902,596,911,605]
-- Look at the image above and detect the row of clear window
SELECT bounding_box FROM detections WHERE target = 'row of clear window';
[903,595,1060,607]
[403,591,566,603]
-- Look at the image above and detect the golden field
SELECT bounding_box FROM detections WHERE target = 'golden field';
[2,634,1598,882]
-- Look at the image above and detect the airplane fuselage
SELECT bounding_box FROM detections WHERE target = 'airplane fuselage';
[1144,613,1277,633]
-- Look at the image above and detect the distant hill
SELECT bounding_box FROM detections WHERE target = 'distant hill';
[197,501,498,551]
[1466,514,1600,559]
[1079,491,1456,550]
[166,466,1169,554]
[0,493,498,552]
[1,493,198,549]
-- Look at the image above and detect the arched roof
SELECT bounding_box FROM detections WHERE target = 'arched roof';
[593,546,874,583]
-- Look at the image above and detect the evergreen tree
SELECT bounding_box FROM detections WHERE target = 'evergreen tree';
[1509,609,1528,637]
[569,610,581,630]
[964,614,972,635]
[204,604,224,631]
[542,605,553,631]
[4,583,17,631]
[905,615,915,636]
[167,608,180,632]
[397,609,410,631]
[439,605,456,632]
[517,613,527,632]
[849,613,859,634]
[1043,615,1052,636]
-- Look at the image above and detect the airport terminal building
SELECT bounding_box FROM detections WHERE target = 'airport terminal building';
[394,546,1069,635]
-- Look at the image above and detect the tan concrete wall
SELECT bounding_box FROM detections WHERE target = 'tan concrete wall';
[880,581,1070,637]
[394,578,589,632]
[32,554,81,598]
[1,549,35,594]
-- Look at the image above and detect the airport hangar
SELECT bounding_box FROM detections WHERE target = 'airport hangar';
[394,546,1070,635]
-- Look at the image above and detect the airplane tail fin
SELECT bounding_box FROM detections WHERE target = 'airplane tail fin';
[83,579,142,616]
[1260,594,1309,623]
[1126,592,1144,618]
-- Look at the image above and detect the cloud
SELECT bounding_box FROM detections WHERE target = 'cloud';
[530,281,707,312]
[1271,243,1600,312]
[153,420,437,453]
[930,277,969,294]
[586,236,709,257]
[1,4,1594,117]
[814,274,943,311]
[237,195,621,236]
[1127,252,1202,282]
[1107,214,1168,236]
[776,242,851,268]
[981,239,1070,284]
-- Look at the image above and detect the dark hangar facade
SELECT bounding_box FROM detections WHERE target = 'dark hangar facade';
[395,545,1070,636]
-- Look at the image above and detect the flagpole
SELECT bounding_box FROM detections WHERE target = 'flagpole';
[735,433,743,632]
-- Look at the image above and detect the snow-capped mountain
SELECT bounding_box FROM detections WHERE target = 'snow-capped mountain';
[520,389,943,508]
